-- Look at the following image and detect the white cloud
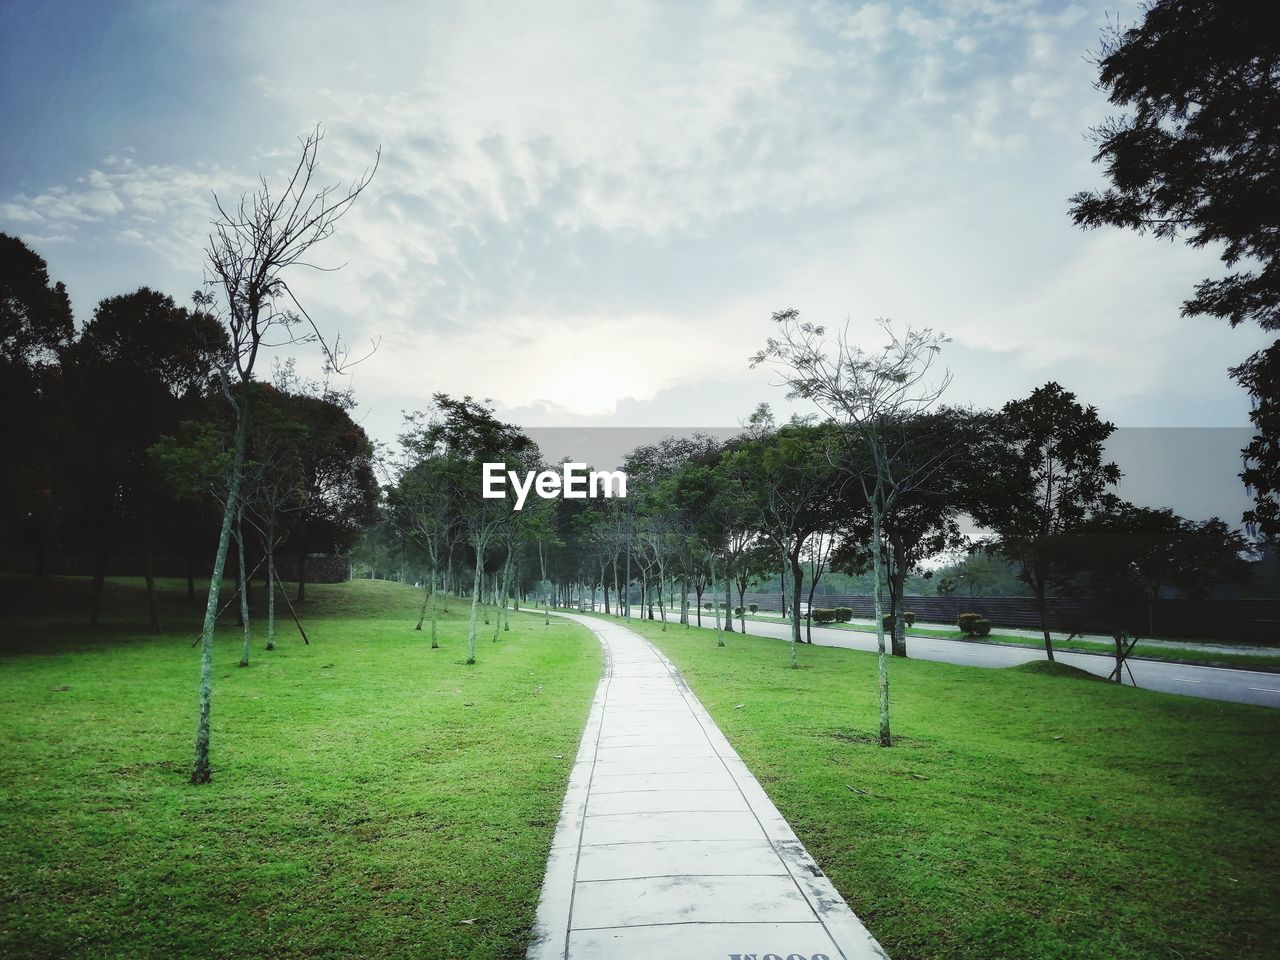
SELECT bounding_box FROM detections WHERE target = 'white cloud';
[2,156,251,272]
[3,0,1260,437]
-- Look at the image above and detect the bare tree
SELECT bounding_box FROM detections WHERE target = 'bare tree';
[241,399,309,655]
[753,311,952,747]
[398,411,468,648]
[190,127,378,785]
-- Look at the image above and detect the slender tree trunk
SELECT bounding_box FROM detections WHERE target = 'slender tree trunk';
[234,534,246,627]
[1036,578,1055,662]
[265,520,276,651]
[192,399,248,785]
[710,557,724,645]
[806,568,819,644]
[790,551,804,666]
[466,544,483,664]
[296,548,307,603]
[495,555,512,640]
[236,510,251,668]
[656,567,667,631]
[143,513,161,632]
[430,591,440,647]
[723,559,734,632]
[416,580,431,630]
[89,539,107,626]
[243,538,252,609]
[871,500,891,747]
[428,563,440,648]
[890,541,907,658]
[492,565,503,642]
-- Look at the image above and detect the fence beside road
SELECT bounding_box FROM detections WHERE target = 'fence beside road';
[713,593,1280,642]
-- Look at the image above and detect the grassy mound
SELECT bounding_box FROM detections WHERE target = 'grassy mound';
[1010,658,1107,681]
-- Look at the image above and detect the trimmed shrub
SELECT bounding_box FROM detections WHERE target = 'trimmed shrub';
[905,612,916,627]
[733,606,744,617]
[748,603,759,614]
[812,608,837,624]
[958,613,993,637]
[834,607,854,622]
[704,602,714,610]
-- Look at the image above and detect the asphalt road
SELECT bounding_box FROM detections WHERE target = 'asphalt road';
[618,608,1280,708]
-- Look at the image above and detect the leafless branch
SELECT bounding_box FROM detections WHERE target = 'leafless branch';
[203,124,381,384]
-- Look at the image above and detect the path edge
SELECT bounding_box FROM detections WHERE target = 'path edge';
[525,614,612,960]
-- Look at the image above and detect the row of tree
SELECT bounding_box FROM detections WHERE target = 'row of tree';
[5,0,1277,779]
[371,318,1252,750]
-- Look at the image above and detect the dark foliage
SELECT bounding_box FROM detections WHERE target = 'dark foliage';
[1068,0,1280,530]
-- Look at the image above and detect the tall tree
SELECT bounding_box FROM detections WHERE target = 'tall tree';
[67,287,227,627]
[393,434,465,646]
[241,385,310,654]
[418,395,537,664]
[1056,504,1248,681]
[1068,1,1280,532]
[732,541,778,634]
[0,234,75,574]
[831,408,982,656]
[753,313,953,747]
[282,388,379,602]
[728,416,842,666]
[190,127,377,785]
[971,383,1122,661]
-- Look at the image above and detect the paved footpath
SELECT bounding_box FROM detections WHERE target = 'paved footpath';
[527,613,889,960]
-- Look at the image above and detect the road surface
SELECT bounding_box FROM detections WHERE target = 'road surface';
[613,608,1280,708]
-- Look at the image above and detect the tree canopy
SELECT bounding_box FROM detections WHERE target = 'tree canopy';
[1068,0,1280,533]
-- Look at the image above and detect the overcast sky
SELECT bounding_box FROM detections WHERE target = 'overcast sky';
[2,0,1271,457]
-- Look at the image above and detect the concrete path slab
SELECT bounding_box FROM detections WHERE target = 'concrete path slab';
[527,613,889,960]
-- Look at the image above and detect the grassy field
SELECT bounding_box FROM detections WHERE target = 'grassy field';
[727,611,1280,672]
[0,576,601,960]
[593,612,1280,960]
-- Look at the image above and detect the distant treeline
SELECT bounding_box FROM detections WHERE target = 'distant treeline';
[1,233,378,623]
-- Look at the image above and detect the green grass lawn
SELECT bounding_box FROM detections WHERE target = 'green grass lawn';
[728,611,1280,672]
[592,612,1280,960]
[0,576,601,960]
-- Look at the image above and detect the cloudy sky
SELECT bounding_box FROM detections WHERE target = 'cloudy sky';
[1,0,1270,455]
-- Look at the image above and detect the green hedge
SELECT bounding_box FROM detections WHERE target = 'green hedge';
[958,612,993,637]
